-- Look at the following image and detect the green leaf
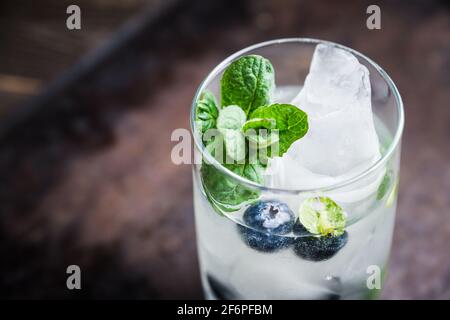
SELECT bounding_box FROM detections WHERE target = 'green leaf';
[243,118,279,150]
[377,170,393,200]
[200,162,263,208]
[298,197,346,236]
[203,135,226,164]
[245,129,280,149]
[386,177,399,208]
[195,91,219,136]
[243,118,276,132]
[204,186,235,216]
[249,103,308,156]
[217,105,247,162]
[222,129,246,163]
[221,55,275,116]
[217,105,246,131]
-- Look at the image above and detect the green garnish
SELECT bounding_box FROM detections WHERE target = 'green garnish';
[221,55,274,116]
[200,162,264,207]
[386,178,399,208]
[298,197,346,237]
[377,169,393,200]
[217,105,247,162]
[197,54,309,214]
[243,117,279,150]
[195,91,219,137]
[200,138,262,212]
[249,103,308,156]
[245,129,280,150]
[242,118,276,132]
[217,105,246,131]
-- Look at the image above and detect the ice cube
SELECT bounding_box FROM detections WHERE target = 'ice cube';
[264,154,337,189]
[272,85,300,104]
[288,44,380,177]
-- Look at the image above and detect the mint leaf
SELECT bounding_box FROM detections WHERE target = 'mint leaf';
[201,138,263,210]
[249,103,308,156]
[200,162,263,207]
[298,197,346,237]
[222,130,246,163]
[195,91,219,136]
[221,55,274,116]
[377,170,393,200]
[386,177,399,208]
[200,55,311,214]
[204,186,236,216]
[217,105,247,162]
[204,134,226,163]
[217,105,246,131]
[245,129,280,149]
[243,118,279,150]
[243,118,276,132]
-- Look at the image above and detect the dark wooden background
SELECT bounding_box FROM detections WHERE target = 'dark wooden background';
[0,0,449,299]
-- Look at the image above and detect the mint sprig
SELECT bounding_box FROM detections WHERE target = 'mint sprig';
[242,118,276,132]
[243,118,279,150]
[200,161,264,207]
[217,105,247,162]
[249,104,308,156]
[377,169,393,200]
[217,105,247,131]
[221,55,274,116]
[200,137,262,212]
[386,177,399,208]
[195,91,219,137]
[197,54,309,214]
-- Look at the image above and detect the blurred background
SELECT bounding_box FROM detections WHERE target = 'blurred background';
[0,0,449,299]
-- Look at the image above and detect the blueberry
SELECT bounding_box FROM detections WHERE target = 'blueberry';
[243,200,295,233]
[207,274,236,300]
[293,220,348,261]
[238,225,294,252]
[292,219,310,235]
[238,200,295,252]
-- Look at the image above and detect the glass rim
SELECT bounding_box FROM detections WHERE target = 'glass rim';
[190,38,405,195]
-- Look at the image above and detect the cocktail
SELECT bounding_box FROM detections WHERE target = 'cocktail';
[191,39,404,299]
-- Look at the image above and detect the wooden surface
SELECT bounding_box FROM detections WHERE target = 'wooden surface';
[0,0,449,299]
[0,0,160,115]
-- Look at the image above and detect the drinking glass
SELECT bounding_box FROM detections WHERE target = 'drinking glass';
[190,38,404,299]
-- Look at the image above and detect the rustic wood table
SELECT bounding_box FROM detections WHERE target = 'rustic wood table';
[0,0,449,299]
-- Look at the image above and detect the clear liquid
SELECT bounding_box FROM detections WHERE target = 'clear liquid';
[193,87,398,300]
